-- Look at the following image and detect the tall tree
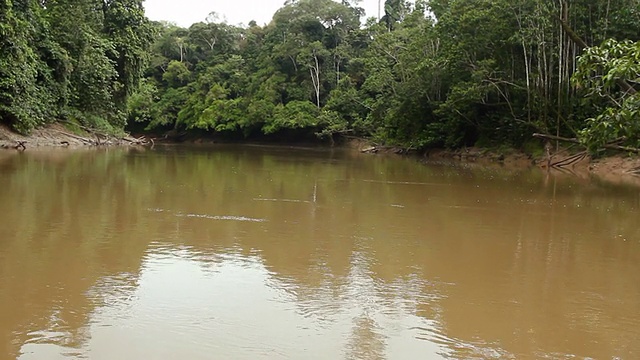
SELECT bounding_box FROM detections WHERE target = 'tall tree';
[0,0,58,133]
[103,0,154,125]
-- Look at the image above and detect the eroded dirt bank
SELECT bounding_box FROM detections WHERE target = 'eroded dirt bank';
[3,125,640,186]
[0,124,148,149]
[354,142,640,186]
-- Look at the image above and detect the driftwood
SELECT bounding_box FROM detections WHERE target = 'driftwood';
[56,120,151,146]
[15,141,27,151]
[551,151,587,168]
[533,133,640,153]
[533,133,587,169]
[602,144,640,153]
[50,128,150,147]
[60,120,112,138]
[52,129,96,145]
[626,166,640,176]
[533,133,583,168]
[533,133,579,144]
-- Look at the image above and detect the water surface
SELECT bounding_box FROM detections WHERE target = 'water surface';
[0,145,639,359]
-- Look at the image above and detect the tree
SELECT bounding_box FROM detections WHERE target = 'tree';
[573,39,640,150]
[0,0,155,133]
[0,0,58,133]
[123,0,640,151]
[299,41,329,108]
[103,0,155,120]
[381,0,410,31]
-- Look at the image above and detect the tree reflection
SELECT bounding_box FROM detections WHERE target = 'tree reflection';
[1,147,639,359]
[345,315,386,360]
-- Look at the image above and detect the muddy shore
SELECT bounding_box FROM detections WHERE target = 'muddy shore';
[3,124,640,186]
[356,142,640,186]
[0,124,148,149]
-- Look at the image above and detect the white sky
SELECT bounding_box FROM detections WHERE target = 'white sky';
[144,0,383,28]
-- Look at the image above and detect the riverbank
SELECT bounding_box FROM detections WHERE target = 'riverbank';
[354,141,640,186]
[441,148,640,186]
[3,124,640,185]
[0,124,149,149]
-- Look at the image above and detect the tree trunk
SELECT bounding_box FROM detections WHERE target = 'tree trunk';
[557,16,637,95]
[310,52,321,108]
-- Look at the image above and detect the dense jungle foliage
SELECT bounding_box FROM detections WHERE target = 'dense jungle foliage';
[0,0,153,134]
[1,0,639,150]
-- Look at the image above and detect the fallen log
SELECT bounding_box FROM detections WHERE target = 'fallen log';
[533,133,579,144]
[51,129,96,145]
[601,143,640,153]
[626,166,640,176]
[551,151,587,168]
[533,133,640,153]
[59,120,112,138]
[122,136,148,145]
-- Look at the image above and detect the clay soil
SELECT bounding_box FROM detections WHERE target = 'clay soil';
[351,141,640,186]
[588,155,640,185]
[0,123,148,149]
[3,127,640,186]
[0,123,94,148]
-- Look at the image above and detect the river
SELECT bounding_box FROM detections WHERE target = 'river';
[0,145,639,359]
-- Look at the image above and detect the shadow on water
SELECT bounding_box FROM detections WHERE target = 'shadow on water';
[0,145,639,359]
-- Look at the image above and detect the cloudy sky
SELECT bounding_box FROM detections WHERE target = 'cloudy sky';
[144,0,382,27]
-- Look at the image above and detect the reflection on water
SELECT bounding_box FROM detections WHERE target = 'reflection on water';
[0,145,639,359]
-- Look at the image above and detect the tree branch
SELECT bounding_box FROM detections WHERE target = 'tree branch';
[557,17,637,95]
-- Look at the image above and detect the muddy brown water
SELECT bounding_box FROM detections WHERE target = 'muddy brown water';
[1,145,639,360]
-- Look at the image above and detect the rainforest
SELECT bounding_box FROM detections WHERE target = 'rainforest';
[1,0,639,152]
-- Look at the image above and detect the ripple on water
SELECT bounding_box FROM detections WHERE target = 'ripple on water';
[146,208,267,222]
[412,325,516,360]
[177,213,267,222]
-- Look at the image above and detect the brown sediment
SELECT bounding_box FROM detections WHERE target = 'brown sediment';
[4,127,640,186]
[588,156,640,185]
[429,148,640,186]
[0,123,149,150]
[1,123,84,148]
[424,147,536,169]
[348,138,640,186]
